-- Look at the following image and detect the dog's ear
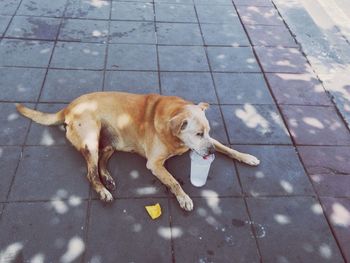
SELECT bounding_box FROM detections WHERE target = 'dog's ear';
[169,114,188,135]
[198,102,209,111]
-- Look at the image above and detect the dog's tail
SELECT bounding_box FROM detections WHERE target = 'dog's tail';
[16,104,65,126]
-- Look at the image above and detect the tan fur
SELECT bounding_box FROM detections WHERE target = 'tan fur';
[17,92,260,211]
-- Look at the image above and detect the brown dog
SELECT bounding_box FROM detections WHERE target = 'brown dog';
[17,92,260,211]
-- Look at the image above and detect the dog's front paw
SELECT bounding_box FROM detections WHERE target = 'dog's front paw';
[101,175,116,191]
[177,194,193,211]
[99,188,114,202]
[241,154,260,166]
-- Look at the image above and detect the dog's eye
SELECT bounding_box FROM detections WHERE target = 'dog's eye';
[196,132,204,137]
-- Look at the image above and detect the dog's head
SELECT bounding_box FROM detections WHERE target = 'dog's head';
[170,102,215,157]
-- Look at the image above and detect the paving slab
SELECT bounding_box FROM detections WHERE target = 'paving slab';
[213,73,274,104]
[194,0,233,5]
[0,15,11,36]
[9,146,90,201]
[40,69,103,102]
[160,72,217,103]
[100,152,168,199]
[310,174,350,197]
[86,199,172,262]
[234,0,274,7]
[109,21,156,44]
[281,105,350,145]
[0,102,32,146]
[65,0,111,19]
[320,197,350,262]
[265,73,332,105]
[201,23,249,46]
[207,47,260,72]
[26,104,68,146]
[221,104,291,144]
[58,19,109,43]
[155,3,197,23]
[234,145,314,196]
[105,71,160,94]
[155,0,193,3]
[0,201,87,262]
[6,16,61,40]
[255,46,313,73]
[50,42,106,70]
[170,197,260,263]
[0,67,46,102]
[166,152,241,197]
[0,39,54,67]
[247,197,344,262]
[246,25,298,47]
[17,0,67,17]
[196,4,239,24]
[0,0,21,15]
[297,146,350,175]
[0,146,21,201]
[237,6,284,26]
[107,44,157,70]
[205,105,230,144]
[111,2,154,21]
[158,46,209,71]
[156,22,202,45]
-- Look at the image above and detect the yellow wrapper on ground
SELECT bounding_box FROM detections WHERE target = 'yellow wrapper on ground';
[145,203,162,219]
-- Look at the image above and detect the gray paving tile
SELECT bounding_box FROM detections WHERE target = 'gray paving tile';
[0,201,87,262]
[111,2,154,21]
[281,105,350,146]
[221,104,292,144]
[234,145,314,196]
[171,198,260,263]
[0,39,54,67]
[255,47,313,73]
[0,102,32,145]
[100,152,168,198]
[59,19,109,43]
[321,197,350,262]
[6,16,61,40]
[246,25,298,47]
[65,0,111,19]
[104,71,160,94]
[234,0,274,6]
[155,3,197,22]
[156,22,202,45]
[155,0,193,3]
[247,197,344,262]
[9,146,90,201]
[207,47,260,72]
[109,21,156,44]
[158,46,209,71]
[194,0,233,5]
[196,4,239,23]
[166,152,241,197]
[266,73,332,105]
[40,69,103,102]
[26,104,68,146]
[0,0,21,15]
[87,199,172,262]
[0,15,11,36]
[237,6,284,26]
[311,174,350,197]
[17,0,67,17]
[0,146,21,201]
[206,105,229,144]
[201,23,249,46]
[107,44,157,70]
[0,67,46,102]
[213,73,274,104]
[160,72,217,103]
[50,42,106,69]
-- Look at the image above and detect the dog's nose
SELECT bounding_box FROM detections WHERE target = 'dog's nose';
[208,145,216,155]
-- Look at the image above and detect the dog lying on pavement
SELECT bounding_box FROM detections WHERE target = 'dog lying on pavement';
[17,92,260,211]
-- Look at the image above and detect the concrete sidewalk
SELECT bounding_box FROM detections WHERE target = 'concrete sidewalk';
[0,0,349,262]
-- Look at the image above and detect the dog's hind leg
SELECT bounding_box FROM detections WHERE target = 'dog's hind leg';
[66,117,113,202]
[99,146,116,191]
[210,138,260,166]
